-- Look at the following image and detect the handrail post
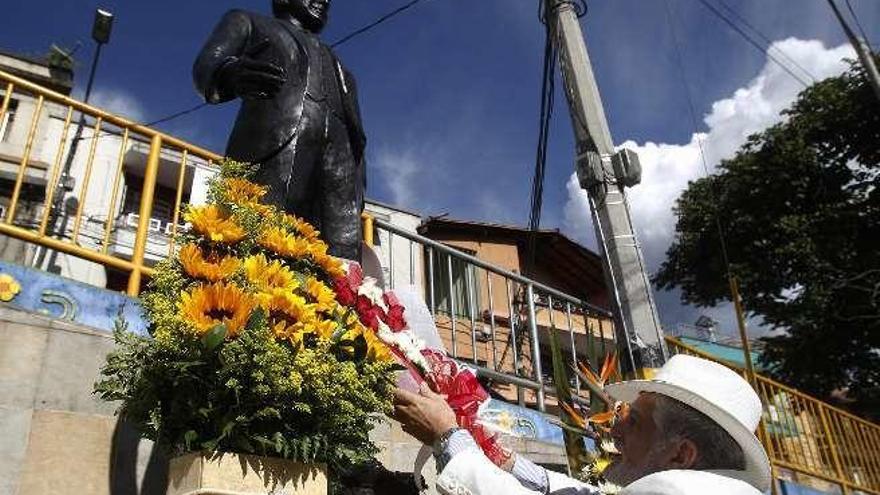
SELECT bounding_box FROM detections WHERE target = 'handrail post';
[127,135,162,296]
[819,402,851,495]
[362,212,374,247]
[527,283,545,412]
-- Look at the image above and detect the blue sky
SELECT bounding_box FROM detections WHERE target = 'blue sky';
[3,0,878,336]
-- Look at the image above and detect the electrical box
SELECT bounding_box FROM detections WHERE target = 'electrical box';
[612,148,642,187]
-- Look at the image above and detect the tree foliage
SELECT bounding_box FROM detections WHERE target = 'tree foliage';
[654,59,880,419]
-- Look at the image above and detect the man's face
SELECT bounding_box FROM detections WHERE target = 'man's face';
[606,393,675,486]
[284,0,330,33]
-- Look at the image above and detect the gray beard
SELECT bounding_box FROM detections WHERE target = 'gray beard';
[604,444,672,487]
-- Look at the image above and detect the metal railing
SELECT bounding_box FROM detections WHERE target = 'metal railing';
[667,337,880,495]
[0,68,220,295]
[369,216,619,412]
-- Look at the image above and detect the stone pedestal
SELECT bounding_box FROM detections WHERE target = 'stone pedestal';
[167,453,327,495]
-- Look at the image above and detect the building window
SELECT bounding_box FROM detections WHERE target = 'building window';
[0,99,19,142]
[121,173,188,226]
[430,249,480,318]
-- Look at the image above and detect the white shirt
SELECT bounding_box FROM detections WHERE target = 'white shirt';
[436,445,764,495]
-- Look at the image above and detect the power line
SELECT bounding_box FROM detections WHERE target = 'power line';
[663,0,733,268]
[117,0,429,130]
[844,0,873,48]
[695,0,814,87]
[331,0,429,48]
[714,0,819,83]
[526,0,560,273]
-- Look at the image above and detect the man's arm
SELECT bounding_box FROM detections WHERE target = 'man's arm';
[193,10,286,103]
[394,386,597,495]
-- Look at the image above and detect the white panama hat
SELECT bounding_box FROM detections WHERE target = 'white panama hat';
[604,354,772,493]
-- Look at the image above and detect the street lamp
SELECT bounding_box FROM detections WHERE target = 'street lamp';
[83,9,114,104]
[37,8,114,272]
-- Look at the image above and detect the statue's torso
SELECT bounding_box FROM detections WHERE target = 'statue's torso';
[225,12,352,163]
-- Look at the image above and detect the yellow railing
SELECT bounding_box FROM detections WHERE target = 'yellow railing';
[0,68,221,295]
[667,337,880,495]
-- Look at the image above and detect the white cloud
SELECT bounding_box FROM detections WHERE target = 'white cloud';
[562,38,855,327]
[372,146,424,208]
[83,87,146,122]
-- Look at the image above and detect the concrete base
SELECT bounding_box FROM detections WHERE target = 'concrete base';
[167,453,326,495]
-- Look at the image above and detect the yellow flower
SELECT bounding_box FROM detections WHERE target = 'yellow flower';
[258,227,312,258]
[0,274,21,302]
[281,213,320,241]
[225,177,266,203]
[224,178,272,214]
[178,244,241,282]
[363,327,394,363]
[243,254,299,292]
[184,205,246,244]
[179,282,256,338]
[311,319,340,340]
[260,290,318,342]
[305,276,336,313]
[312,251,346,278]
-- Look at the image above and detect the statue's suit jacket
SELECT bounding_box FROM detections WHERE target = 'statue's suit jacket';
[193,9,367,167]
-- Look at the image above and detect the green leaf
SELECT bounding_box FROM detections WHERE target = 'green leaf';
[352,334,368,362]
[201,324,227,352]
[245,307,266,332]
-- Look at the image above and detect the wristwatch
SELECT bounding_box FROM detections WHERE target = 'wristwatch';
[433,426,467,470]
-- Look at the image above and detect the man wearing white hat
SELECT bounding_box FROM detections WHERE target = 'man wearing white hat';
[393,354,772,495]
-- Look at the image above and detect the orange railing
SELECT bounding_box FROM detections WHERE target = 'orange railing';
[667,337,880,495]
[0,68,221,295]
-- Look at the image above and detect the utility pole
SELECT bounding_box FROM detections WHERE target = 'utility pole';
[545,0,666,376]
[827,0,880,101]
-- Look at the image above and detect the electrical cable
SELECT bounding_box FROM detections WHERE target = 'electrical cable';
[331,0,429,48]
[714,0,819,83]
[843,0,873,48]
[72,0,433,142]
[663,0,733,269]
[695,0,814,87]
[528,2,558,234]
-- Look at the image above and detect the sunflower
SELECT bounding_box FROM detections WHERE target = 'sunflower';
[312,251,346,278]
[0,273,21,302]
[243,254,299,293]
[178,243,241,282]
[184,205,246,244]
[363,327,394,363]
[258,227,312,259]
[224,178,272,213]
[305,276,336,313]
[281,213,320,241]
[179,282,256,337]
[260,290,318,342]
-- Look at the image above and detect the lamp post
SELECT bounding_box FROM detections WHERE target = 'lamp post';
[37,8,114,272]
[83,9,114,104]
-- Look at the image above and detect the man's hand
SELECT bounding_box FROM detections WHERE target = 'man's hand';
[220,40,287,99]
[393,383,458,446]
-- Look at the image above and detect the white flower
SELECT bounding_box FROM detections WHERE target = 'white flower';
[377,322,430,372]
[357,277,388,311]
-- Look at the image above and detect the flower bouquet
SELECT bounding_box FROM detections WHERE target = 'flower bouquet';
[95,162,399,493]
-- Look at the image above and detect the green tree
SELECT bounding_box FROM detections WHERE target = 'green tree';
[654,59,880,420]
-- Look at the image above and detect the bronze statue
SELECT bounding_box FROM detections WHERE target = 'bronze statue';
[194,0,366,260]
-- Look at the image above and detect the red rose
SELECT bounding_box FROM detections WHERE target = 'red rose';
[383,292,400,308]
[384,304,407,332]
[333,277,357,307]
[346,263,364,287]
[356,295,385,331]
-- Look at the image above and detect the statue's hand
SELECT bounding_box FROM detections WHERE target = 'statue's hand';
[220,40,287,99]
